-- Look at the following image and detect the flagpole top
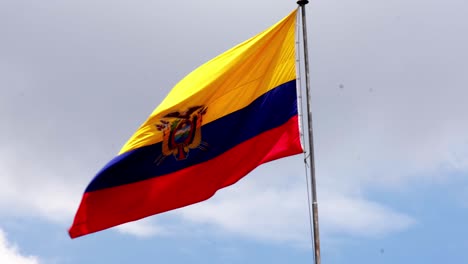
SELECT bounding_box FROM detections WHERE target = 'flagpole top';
[297,0,309,6]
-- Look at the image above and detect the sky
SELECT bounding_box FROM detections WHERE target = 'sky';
[1,0,468,263]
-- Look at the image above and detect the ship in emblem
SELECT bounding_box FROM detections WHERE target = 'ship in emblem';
[154,105,208,165]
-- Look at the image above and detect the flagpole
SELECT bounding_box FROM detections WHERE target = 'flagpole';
[297,1,321,264]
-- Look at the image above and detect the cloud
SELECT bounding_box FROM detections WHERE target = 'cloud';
[0,0,467,245]
[175,158,415,244]
[0,228,40,264]
[319,192,415,237]
[0,148,84,223]
[178,178,310,243]
[116,218,166,238]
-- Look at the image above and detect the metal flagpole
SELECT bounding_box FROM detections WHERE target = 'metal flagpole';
[296,1,321,264]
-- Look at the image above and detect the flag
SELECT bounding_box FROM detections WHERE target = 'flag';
[69,9,302,238]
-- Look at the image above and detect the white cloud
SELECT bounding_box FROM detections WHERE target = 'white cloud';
[320,192,415,237]
[116,218,166,238]
[0,0,467,245]
[178,180,309,243]
[175,158,415,244]
[0,228,40,264]
[0,148,83,223]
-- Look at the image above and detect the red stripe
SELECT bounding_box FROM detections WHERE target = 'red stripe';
[69,116,302,238]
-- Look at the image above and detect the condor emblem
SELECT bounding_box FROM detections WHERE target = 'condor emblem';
[154,106,208,164]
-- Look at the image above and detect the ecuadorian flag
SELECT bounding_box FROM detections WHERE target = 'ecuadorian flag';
[69,9,302,238]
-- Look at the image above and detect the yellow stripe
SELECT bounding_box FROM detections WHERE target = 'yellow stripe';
[120,9,297,154]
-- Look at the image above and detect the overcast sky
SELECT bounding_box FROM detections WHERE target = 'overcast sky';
[1,0,468,263]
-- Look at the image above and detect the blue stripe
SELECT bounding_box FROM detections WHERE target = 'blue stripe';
[86,80,298,192]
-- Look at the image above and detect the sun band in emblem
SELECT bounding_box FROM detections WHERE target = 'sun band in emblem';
[154,105,209,165]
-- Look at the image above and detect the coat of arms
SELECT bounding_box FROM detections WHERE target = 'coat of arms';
[154,105,208,165]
